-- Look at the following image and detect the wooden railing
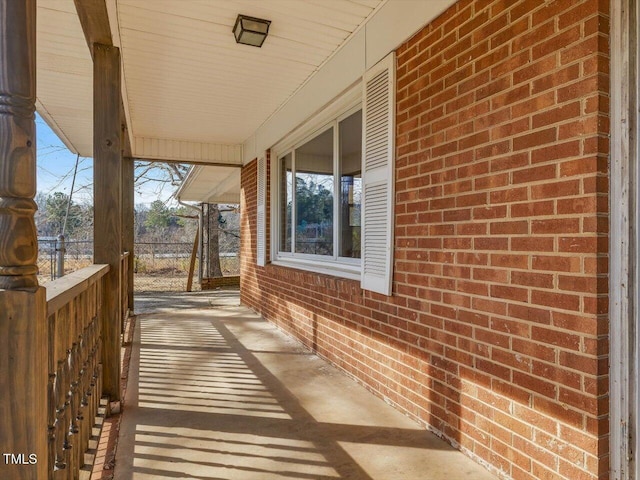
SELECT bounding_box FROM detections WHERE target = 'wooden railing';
[121,251,130,333]
[46,264,109,479]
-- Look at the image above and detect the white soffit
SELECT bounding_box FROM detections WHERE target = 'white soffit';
[115,0,386,162]
[176,165,241,204]
[244,0,456,163]
[37,0,93,157]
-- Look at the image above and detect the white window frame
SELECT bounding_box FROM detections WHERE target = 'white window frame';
[270,86,362,280]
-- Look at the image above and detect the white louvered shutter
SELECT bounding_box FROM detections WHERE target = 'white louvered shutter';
[361,52,395,296]
[256,156,266,267]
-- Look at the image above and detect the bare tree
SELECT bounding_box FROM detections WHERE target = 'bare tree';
[134,161,190,198]
[38,156,239,277]
[136,162,239,278]
[208,203,222,277]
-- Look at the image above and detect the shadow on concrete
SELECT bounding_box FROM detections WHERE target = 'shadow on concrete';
[115,291,497,480]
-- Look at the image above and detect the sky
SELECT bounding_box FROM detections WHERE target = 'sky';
[36,113,180,207]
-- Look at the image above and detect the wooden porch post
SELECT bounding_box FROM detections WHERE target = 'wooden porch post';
[0,0,48,477]
[93,43,122,401]
[122,156,134,314]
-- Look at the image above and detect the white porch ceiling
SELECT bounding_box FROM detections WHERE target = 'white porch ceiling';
[36,0,385,161]
[37,0,93,156]
[35,0,455,204]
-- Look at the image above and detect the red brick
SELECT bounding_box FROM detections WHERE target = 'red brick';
[491,284,529,302]
[491,49,531,80]
[560,156,607,177]
[531,290,581,312]
[531,179,580,199]
[531,140,581,164]
[512,338,556,363]
[490,220,529,234]
[512,91,556,118]
[513,371,557,399]
[473,267,508,283]
[531,218,580,234]
[490,117,530,141]
[511,200,555,217]
[513,128,558,152]
[508,303,551,324]
[456,222,487,235]
[532,101,581,129]
[456,192,487,207]
[558,236,603,253]
[490,253,528,269]
[475,328,510,348]
[557,196,600,215]
[474,237,508,250]
[490,152,529,172]
[512,271,554,289]
[490,187,528,204]
[532,65,581,95]
[532,361,581,390]
[473,205,507,219]
[532,254,581,272]
[532,26,582,60]
[511,237,554,252]
[558,75,602,103]
[513,55,557,85]
[473,297,508,316]
[562,34,609,65]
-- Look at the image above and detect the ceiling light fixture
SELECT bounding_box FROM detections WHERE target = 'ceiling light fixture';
[233,14,271,48]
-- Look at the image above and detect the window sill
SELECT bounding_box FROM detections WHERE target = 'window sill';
[271,257,361,281]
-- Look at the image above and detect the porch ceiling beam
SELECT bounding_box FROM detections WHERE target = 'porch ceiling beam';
[73,0,132,158]
[72,0,112,53]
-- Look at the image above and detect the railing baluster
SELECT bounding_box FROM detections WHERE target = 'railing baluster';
[63,346,73,479]
[54,360,66,472]
[47,371,56,480]
[46,265,110,479]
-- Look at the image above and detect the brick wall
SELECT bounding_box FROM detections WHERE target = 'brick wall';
[201,276,240,289]
[241,1,610,479]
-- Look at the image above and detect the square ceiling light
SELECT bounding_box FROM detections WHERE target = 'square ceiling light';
[233,14,271,47]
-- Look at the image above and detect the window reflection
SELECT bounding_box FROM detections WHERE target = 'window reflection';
[294,128,334,255]
[339,110,362,258]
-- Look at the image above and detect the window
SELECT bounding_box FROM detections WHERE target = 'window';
[267,50,395,291]
[275,107,362,272]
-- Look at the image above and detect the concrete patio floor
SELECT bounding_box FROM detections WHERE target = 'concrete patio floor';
[113,289,498,480]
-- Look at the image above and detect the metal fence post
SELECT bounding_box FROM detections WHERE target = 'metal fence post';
[56,234,66,278]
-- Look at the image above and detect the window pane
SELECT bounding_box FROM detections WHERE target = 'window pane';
[295,128,334,255]
[339,110,362,258]
[279,153,292,252]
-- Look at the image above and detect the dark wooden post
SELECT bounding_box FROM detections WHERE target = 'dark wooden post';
[0,0,49,477]
[93,43,122,401]
[122,156,134,314]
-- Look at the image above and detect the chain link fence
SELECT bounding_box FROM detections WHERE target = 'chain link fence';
[38,238,92,284]
[37,237,239,292]
[134,241,195,292]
